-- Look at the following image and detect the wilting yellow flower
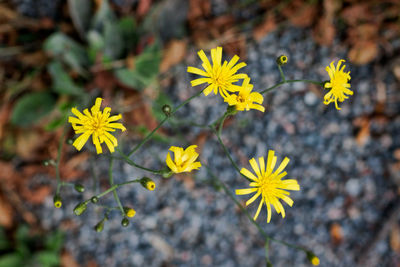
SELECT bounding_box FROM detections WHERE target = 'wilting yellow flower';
[223,77,265,112]
[324,59,352,110]
[166,145,201,173]
[236,150,300,222]
[125,208,136,218]
[187,47,247,97]
[68,98,126,154]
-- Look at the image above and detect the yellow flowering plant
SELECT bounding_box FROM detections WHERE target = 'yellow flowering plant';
[48,46,352,265]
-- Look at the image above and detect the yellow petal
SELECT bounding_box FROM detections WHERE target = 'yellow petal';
[166,152,178,173]
[240,168,258,181]
[236,188,258,195]
[253,199,264,221]
[72,131,92,151]
[246,191,261,206]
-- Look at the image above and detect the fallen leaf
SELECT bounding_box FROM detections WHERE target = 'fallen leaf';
[282,1,317,27]
[330,222,343,245]
[61,251,80,267]
[353,117,370,147]
[20,185,52,204]
[348,41,378,65]
[313,17,335,46]
[341,4,371,26]
[0,194,13,228]
[390,224,400,253]
[160,40,187,73]
[253,14,276,41]
[187,0,210,22]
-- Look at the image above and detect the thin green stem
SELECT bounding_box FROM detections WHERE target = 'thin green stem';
[260,79,323,94]
[116,148,162,174]
[56,127,68,194]
[96,178,141,199]
[278,65,286,82]
[127,89,204,157]
[210,127,241,174]
[265,238,271,265]
[108,158,125,216]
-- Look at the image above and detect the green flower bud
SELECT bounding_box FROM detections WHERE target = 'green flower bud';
[66,138,74,145]
[140,177,156,191]
[160,168,173,178]
[276,55,288,66]
[73,202,88,216]
[90,196,99,203]
[306,251,320,266]
[94,219,105,233]
[124,207,136,218]
[74,183,85,193]
[53,195,62,208]
[162,104,172,117]
[121,218,130,227]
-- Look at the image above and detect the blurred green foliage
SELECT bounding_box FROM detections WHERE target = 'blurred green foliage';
[0,226,64,267]
[10,0,162,129]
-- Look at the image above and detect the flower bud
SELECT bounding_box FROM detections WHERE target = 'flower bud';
[276,55,288,66]
[124,207,136,218]
[266,261,273,267]
[73,202,88,216]
[162,104,172,117]
[66,138,74,145]
[306,251,320,266]
[53,195,62,208]
[160,168,173,178]
[121,218,130,227]
[74,183,85,193]
[90,196,99,203]
[43,159,56,166]
[140,177,156,191]
[94,219,105,233]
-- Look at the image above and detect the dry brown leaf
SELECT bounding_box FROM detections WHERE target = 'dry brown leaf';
[61,152,90,181]
[353,117,370,147]
[253,14,276,42]
[16,130,44,160]
[390,224,400,253]
[123,93,158,131]
[21,185,52,204]
[281,1,317,28]
[330,222,343,245]
[61,251,80,267]
[137,0,152,18]
[187,0,210,22]
[160,40,187,73]
[313,17,335,46]
[341,4,371,26]
[0,194,13,228]
[348,41,378,65]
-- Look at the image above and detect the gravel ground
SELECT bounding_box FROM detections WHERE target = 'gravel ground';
[26,1,400,265]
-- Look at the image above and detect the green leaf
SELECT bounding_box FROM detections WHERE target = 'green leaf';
[114,68,145,90]
[48,61,84,96]
[68,0,93,39]
[35,251,59,267]
[0,253,23,267]
[114,43,161,90]
[44,231,64,252]
[0,228,9,251]
[44,33,89,76]
[91,0,116,30]
[104,21,124,60]
[118,17,137,52]
[11,92,56,127]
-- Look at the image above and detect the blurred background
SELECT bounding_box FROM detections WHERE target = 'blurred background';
[0,0,399,266]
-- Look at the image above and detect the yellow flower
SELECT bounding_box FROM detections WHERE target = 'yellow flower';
[223,77,265,112]
[236,150,300,222]
[311,256,320,266]
[125,208,136,218]
[324,59,352,110]
[68,98,126,154]
[166,145,202,173]
[187,47,247,97]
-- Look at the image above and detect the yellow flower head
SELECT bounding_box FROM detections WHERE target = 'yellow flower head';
[223,77,265,112]
[166,145,202,173]
[311,256,320,266]
[68,98,126,154]
[187,47,247,97]
[236,150,300,222]
[140,177,156,191]
[324,59,353,110]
